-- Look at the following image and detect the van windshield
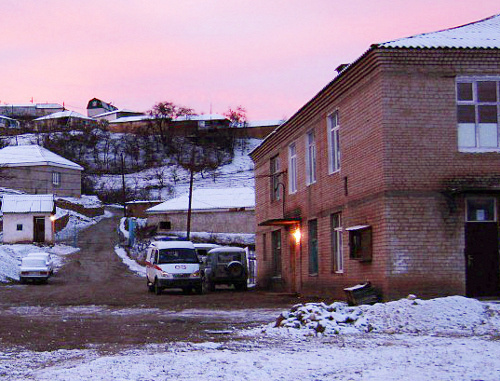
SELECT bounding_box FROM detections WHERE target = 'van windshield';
[158,248,198,264]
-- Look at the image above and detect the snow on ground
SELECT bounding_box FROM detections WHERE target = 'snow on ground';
[56,195,103,208]
[114,245,146,277]
[55,209,113,241]
[0,244,79,282]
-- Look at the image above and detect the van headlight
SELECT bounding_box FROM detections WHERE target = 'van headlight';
[190,270,200,278]
[160,271,173,279]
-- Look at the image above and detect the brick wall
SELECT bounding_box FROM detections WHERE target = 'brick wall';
[253,48,500,300]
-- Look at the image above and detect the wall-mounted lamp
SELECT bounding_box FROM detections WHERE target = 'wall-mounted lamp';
[293,227,301,244]
[49,214,57,222]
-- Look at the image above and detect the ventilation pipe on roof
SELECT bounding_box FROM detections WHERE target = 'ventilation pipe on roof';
[335,63,349,74]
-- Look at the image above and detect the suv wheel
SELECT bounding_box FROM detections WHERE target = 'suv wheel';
[234,282,248,291]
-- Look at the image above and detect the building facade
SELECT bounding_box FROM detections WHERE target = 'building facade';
[251,14,500,300]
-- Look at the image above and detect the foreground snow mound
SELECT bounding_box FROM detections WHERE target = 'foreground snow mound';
[269,296,500,337]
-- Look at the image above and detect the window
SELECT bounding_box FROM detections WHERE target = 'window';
[16,224,23,231]
[308,219,318,275]
[159,221,171,230]
[466,198,496,222]
[331,213,343,273]
[327,111,340,173]
[270,155,281,201]
[347,225,372,262]
[457,78,500,151]
[288,143,297,194]
[271,230,282,276]
[305,131,316,185]
[52,172,61,186]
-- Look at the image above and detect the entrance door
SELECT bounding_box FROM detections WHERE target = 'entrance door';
[33,217,45,243]
[465,198,499,297]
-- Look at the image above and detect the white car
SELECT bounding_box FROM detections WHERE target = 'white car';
[194,243,220,263]
[27,252,54,275]
[19,257,51,284]
[145,241,203,295]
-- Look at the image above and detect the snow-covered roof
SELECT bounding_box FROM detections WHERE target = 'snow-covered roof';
[2,194,54,214]
[173,114,229,122]
[147,187,255,213]
[0,115,18,121]
[245,120,284,128]
[93,109,144,118]
[109,115,154,124]
[0,145,84,170]
[34,111,92,121]
[378,13,500,49]
[0,103,62,109]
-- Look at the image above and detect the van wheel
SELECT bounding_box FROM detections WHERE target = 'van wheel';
[147,279,154,292]
[195,285,203,295]
[154,279,162,295]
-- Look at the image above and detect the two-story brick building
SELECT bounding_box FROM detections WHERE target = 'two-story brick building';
[250,14,500,300]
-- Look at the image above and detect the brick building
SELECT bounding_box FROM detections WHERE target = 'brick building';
[250,14,500,300]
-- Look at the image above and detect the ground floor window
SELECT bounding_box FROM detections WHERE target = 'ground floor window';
[331,213,343,273]
[347,225,372,262]
[308,219,318,275]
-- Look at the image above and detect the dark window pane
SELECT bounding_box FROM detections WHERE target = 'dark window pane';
[477,81,497,102]
[467,198,496,222]
[478,105,498,123]
[457,83,473,101]
[457,105,476,123]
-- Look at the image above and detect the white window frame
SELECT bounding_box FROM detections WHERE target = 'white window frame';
[327,111,340,173]
[331,213,343,273]
[305,131,316,185]
[270,155,281,201]
[457,77,500,152]
[288,142,297,194]
[52,171,61,186]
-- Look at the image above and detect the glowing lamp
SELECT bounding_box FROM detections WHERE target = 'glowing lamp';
[292,228,301,244]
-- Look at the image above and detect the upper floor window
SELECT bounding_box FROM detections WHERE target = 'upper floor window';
[457,78,500,152]
[288,143,297,194]
[52,172,61,186]
[327,111,340,173]
[270,155,281,201]
[305,131,316,185]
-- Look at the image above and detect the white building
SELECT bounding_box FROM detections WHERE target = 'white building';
[1,194,55,244]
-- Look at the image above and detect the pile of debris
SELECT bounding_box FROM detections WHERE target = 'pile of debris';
[275,301,370,335]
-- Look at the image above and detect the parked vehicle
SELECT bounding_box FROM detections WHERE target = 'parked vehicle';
[27,252,54,275]
[202,247,249,291]
[145,240,203,295]
[194,243,220,263]
[19,257,51,284]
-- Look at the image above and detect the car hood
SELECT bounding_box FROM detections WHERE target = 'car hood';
[157,263,199,274]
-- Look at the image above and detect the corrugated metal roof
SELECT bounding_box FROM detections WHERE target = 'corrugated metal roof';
[34,111,92,121]
[0,145,84,170]
[2,194,54,214]
[378,13,500,49]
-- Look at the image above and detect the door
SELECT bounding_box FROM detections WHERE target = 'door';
[33,217,45,243]
[465,198,499,297]
[271,230,282,277]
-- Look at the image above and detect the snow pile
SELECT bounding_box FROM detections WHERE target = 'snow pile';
[114,245,146,277]
[57,195,103,208]
[275,301,369,335]
[266,296,500,337]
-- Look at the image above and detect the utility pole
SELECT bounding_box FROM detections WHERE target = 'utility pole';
[121,154,127,218]
[186,167,194,240]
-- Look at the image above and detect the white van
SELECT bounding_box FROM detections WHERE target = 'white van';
[145,241,202,295]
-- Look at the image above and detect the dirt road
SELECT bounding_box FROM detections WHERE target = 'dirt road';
[0,210,302,351]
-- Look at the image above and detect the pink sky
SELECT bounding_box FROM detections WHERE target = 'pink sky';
[1,1,499,120]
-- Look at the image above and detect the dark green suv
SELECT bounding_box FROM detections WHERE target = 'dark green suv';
[202,247,248,291]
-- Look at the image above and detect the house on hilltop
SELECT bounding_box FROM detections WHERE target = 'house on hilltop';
[33,110,96,131]
[0,145,83,197]
[87,98,118,118]
[251,14,500,300]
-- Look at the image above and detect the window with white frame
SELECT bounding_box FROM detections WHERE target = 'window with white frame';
[270,155,281,201]
[305,131,316,185]
[457,78,500,151]
[327,111,340,173]
[288,142,297,194]
[331,213,343,273]
[52,172,61,186]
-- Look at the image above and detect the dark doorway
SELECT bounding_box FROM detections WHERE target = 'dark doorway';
[465,198,499,297]
[33,217,45,243]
